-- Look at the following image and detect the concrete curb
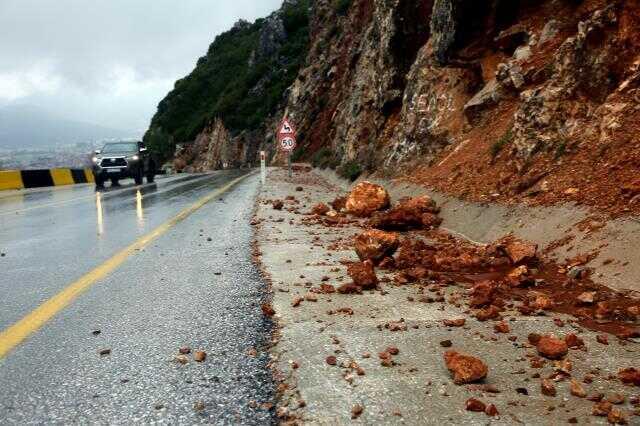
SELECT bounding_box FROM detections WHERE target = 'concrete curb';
[0,168,94,191]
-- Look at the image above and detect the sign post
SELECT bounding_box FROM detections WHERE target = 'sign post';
[277,118,297,178]
[260,151,266,184]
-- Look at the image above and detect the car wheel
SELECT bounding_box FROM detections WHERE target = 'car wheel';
[134,168,144,185]
[146,162,156,183]
[95,175,105,189]
[110,178,120,187]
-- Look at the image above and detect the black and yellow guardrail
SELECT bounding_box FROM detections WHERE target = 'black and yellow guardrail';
[0,168,94,191]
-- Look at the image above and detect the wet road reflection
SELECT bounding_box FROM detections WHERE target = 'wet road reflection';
[0,170,249,329]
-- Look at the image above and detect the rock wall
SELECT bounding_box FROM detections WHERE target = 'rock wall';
[172,0,640,217]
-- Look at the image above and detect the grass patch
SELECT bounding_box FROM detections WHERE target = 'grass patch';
[311,147,335,169]
[333,0,352,16]
[554,140,567,159]
[337,160,362,182]
[490,127,514,158]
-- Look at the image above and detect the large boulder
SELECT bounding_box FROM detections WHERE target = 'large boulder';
[354,230,400,264]
[345,182,390,217]
[370,195,441,231]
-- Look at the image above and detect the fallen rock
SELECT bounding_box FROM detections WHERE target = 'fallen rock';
[607,393,625,405]
[536,336,568,360]
[494,321,510,334]
[444,351,488,385]
[174,355,189,364]
[570,379,587,398]
[565,333,585,348]
[292,296,304,307]
[99,348,111,356]
[493,235,538,265]
[310,203,330,216]
[353,230,400,264]
[351,404,364,419]
[607,408,628,424]
[485,403,499,417]
[618,368,640,386]
[326,356,337,366]
[347,261,378,290]
[272,200,284,210]
[592,400,613,416]
[344,182,390,217]
[475,305,501,321]
[330,196,347,212]
[596,334,609,345]
[577,291,596,305]
[443,318,466,327]
[469,281,495,308]
[465,398,486,412]
[541,379,556,396]
[261,303,276,317]
[179,347,191,355]
[369,195,441,231]
[194,351,207,362]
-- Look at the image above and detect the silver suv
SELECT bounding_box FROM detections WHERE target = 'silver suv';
[92,142,156,188]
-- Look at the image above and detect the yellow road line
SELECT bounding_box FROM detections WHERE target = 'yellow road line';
[0,172,253,359]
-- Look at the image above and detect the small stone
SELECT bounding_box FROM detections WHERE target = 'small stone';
[386,346,399,355]
[92,330,101,336]
[485,403,499,416]
[194,351,207,362]
[174,354,189,364]
[494,321,510,333]
[596,334,609,345]
[444,351,488,384]
[194,401,205,411]
[607,393,625,405]
[443,318,465,327]
[607,407,628,424]
[465,398,486,412]
[326,356,337,366]
[536,335,568,359]
[99,348,111,356]
[592,400,613,416]
[179,347,191,355]
[570,379,587,398]
[351,404,364,419]
[618,368,640,386]
[439,340,453,348]
[577,291,596,304]
[541,379,556,396]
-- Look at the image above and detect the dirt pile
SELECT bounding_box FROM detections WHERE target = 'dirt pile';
[333,182,640,339]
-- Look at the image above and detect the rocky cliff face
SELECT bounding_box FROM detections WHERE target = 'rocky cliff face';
[161,0,640,215]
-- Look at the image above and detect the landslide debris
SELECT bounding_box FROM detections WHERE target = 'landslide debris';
[444,351,488,385]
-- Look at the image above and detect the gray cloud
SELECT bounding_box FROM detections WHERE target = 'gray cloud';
[0,0,283,133]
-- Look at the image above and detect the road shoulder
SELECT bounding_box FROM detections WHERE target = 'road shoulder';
[253,167,640,425]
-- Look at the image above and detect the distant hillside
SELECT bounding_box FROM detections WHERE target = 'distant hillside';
[144,0,311,160]
[0,105,130,150]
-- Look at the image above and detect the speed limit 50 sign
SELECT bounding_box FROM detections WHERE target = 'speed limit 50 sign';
[279,136,296,152]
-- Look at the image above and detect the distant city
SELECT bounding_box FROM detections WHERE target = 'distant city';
[0,140,136,170]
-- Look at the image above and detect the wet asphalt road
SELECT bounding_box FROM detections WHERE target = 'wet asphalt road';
[0,171,275,424]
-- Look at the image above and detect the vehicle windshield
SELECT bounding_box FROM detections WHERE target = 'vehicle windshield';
[101,142,138,153]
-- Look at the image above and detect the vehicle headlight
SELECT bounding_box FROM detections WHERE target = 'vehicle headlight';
[130,155,139,161]
[92,156,99,163]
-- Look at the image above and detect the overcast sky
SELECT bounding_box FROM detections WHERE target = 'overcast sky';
[0,0,282,135]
